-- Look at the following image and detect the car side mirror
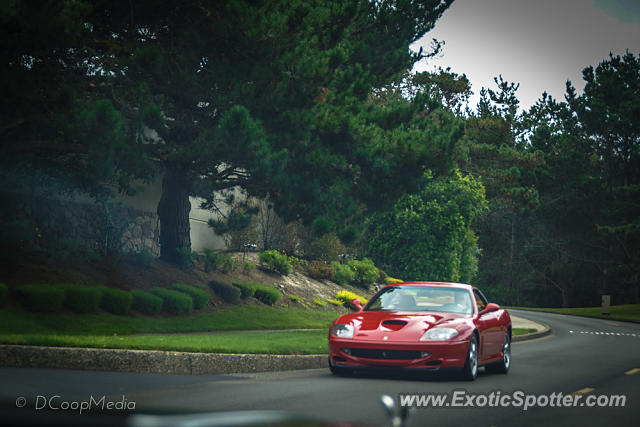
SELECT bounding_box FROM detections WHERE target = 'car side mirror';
[479,303,500,316]
[350,298,363,312]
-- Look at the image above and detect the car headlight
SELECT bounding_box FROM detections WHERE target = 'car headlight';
[330,324,355,339]
[420,327,459,341]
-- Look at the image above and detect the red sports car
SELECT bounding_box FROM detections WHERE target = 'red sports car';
[328,282,511,380]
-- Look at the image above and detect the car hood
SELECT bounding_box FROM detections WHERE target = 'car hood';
[333,310,473,342]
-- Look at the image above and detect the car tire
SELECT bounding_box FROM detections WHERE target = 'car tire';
[486,333,511,374]
[462,334,479,381]
[328,357,352,377]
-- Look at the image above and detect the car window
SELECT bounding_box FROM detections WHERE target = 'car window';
[365,286,473,314]
[473,289,488,311]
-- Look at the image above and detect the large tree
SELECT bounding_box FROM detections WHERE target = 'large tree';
[2,0,455,264]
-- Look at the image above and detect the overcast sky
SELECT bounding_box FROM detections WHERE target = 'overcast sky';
[411,0,640,110]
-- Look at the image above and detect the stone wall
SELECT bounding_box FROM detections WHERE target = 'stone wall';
[2,192,160,257]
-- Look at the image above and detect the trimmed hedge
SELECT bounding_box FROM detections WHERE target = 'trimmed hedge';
[258,250,292,275]
[15,284,65,313]
[172,283,209,309]
[151,287,194,315]
[209,281,241,304]
[97,286,133,314]
[254,285,282,306]
[232,281,281,306]
[232,281,257,299]
[0,283,8,307]
[131,290,163,315]
[63,285,103,313]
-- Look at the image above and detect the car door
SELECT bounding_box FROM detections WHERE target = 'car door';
[473,289,503,360]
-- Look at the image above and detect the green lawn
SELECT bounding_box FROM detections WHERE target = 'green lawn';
[0,329,329,354]
[0,305,542,354]
[508,304,640,323]
[0,306,342,335]
[513,328,537,336]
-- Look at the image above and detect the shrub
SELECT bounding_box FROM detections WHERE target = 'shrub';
[254,285,282,306]
[231,281,282,305]
[0,283,8,306]
[348,258,379,288]
[327,299,342,306]
[63,285,102,313]
[172,283,209,309]
[131,290,163,315]
[308,232,345,262]
[258,250,292,275]
[290,294,301,302]
[330,261,357,285]
[209,280,241,304]
[15,284,65,313]
[97,286,133,314]
[287,256,308,271]
[385,277,404,284]
[335,290,368,309]
[232,281,257,298]
[305,261,335,280]
[151,287,194,315]
[203,249,236,273]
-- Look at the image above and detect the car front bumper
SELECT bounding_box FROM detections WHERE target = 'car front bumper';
[329,337,469,370]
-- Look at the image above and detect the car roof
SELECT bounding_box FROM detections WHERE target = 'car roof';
[385,281,475,290]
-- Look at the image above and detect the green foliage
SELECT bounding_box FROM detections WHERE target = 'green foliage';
[63,285,102,313]
[259,250,292,275]
[151,287,193,315]
[330,261,357,285]
[289,294,301,302]
[327,299,342,306]
[209,281,241,304]
[176,248,198,268]
[15,285,65,313]
[335,290,368,309]
[308,233,346,262]
[385,277,404,285]
[232,281,257,299]
[0,283,8,306]
[367,171,487,282]
[172,284,209,310]
[231,281,281,306]
[131,290,163,315]
[287,256,308,271]
[203,249,236,273]
[96,286,133,315]
[253,286,282,306]
[347,258,380,288]
[305,261,335,281]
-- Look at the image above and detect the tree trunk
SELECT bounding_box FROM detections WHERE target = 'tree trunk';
[157,168,192,265]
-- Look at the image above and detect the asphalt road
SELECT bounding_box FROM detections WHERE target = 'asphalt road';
[1,310,639,427]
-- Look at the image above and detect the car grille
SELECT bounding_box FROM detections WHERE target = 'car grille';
[349,348,423,360]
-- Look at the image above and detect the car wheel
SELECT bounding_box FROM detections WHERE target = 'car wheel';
[462,334,479,381]
[486,333,511,374]
[328,357,352,377]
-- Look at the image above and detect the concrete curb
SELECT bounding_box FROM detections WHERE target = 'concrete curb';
[0,323,551,375]
[512,322,552,342]
[0,345,327,375]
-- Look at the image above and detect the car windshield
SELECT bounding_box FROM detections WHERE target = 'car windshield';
[364,286,474,315]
